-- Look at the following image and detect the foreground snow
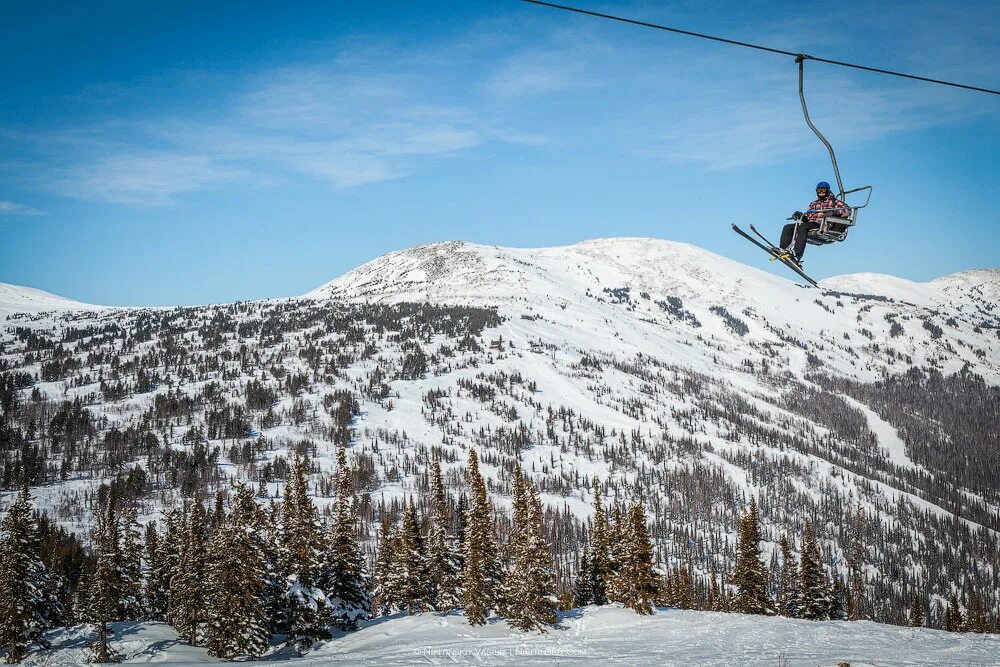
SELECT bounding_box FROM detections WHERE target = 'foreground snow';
[25,607,1000,667]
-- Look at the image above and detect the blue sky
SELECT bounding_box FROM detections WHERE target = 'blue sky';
[1,0,997,306]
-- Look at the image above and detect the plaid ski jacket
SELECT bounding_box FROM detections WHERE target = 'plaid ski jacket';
[805,193,851,222]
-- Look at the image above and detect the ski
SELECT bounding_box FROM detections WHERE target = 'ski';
[731,224,819,287]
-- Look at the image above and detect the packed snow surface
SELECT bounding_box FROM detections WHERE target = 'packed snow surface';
[24,607,1000,667]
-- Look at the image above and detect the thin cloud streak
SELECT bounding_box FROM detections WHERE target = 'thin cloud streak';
[53,153,245,206]
[0,201,44,216]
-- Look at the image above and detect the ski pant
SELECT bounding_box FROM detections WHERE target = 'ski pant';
[780,220,820,258]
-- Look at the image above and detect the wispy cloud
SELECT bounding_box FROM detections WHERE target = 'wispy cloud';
[4,1,996,206]
[52,153,244,206]
[20,53,495,202]
[484,47,601,98]
[0,201,43,216]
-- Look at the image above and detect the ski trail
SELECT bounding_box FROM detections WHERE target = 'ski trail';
[839,395,918,471]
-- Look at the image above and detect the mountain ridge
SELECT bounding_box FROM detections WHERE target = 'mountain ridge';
[4,238,997,315]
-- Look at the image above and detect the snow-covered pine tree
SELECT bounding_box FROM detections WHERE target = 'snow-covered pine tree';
[502,465,557,631]
[462,449,499,625]
[608,501,657,615]
[846,506,867,621]
[589,479,610,606]
[393,502,431,615]
[281,455,331,649]
[499,461,530,618]
[658,567,677,608]
[944,592,964,632]
[322,444,371,630]
[708,565,724,612]
[205,484,271,659]
[573,546,593,607]
[797,520,831,620]
[426,451,460,612]
[731,498,772,615]
[168,500,208,645]
[72,564,94,632]
[212,489,225,531]
[0,487,52,664]
[260,504,286,638]
[676,564,695,610]
[828,576,848,620]
[118,506,143,621]
[88,498,123,662]
[142,522,166,621]
[777,534,799,618]
[608,504,625,584]
[908,591,925,627]
[372,514,398,617]
[964,587,987,633]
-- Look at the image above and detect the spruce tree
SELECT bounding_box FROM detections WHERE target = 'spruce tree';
[0,487,51,664]
[709,566,724,612]
[731,498,772,615]
[322,444,370,629]
[828,576,847,621]
[797,520,830,621]
[502,466,557,631]
[908,591,925,627]
[608,501,657,615]
[83,497,128,662]
[281,456,331,648]
[965,588,987,633]
[461,449,499,625]
[676,564,695,610]
[659,567,677,608]
[573,546,593,607]
[156,510,183,626]
[118,506,143,621]
[205,484,271,659]
[846,506,867,621]
[372,515,398,616]
[393,503,430,615]
[589,479,611,606]
[169,501,208,645]
[777,534,799,618]
[142,522,166,621]
[944,593,964,632]
[426,452,460,612]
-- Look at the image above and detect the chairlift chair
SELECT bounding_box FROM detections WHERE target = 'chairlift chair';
[795,56,873,246]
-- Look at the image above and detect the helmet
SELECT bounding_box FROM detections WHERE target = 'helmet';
[815,181,831,191]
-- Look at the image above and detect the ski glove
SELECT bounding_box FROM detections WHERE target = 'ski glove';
[792,211,805,221]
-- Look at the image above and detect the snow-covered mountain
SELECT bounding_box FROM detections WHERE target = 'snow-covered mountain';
[0,282,103,317]
[307,239,1000,383]
[2,238,999,625]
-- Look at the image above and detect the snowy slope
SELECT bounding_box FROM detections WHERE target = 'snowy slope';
[3,237,999,629]
[0,281,103,317]
[25,607,1000,667]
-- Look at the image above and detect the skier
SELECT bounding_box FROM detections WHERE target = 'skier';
[779,181,851,265]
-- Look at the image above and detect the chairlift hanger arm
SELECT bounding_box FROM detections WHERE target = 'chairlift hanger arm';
[796,57,845,198]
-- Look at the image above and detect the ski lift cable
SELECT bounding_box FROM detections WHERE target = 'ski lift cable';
[520,0,1000,96]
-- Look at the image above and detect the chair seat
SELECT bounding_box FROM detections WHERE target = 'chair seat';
[806,217,851,246]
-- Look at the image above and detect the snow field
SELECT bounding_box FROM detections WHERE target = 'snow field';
[22,607,1000,667]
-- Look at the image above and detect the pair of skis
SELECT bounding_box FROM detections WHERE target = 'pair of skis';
[732,224,818,287]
